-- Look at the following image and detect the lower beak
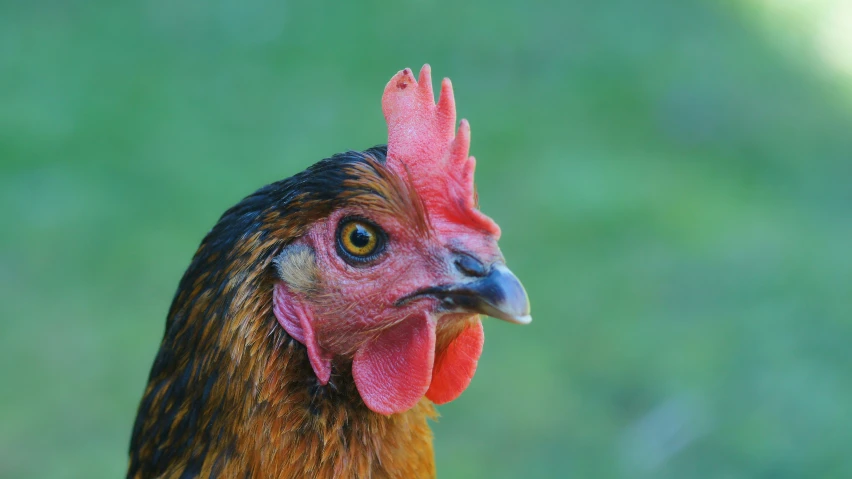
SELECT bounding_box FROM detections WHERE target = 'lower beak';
[400,264,532,325]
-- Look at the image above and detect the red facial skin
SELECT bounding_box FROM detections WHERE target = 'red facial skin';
[275,65,506,415]
[274,204,503,414]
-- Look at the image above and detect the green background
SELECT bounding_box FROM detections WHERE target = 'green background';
[2,0,851,477]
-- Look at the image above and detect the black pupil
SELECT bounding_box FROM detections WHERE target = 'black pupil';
[349,225,372,249]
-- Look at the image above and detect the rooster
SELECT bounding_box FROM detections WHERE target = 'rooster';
[128,65,531,479]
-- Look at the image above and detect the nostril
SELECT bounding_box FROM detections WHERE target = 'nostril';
[454,253,487,278]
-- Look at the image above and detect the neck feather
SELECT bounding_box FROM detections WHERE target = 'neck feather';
[130,237,436,478]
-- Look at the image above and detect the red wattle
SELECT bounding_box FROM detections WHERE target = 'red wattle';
[352,314,436,415]
[426,319,484,404]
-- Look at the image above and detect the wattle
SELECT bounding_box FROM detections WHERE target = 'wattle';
[352,314,484,415]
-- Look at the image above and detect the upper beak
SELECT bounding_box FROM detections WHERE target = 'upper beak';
[399,263,532,325]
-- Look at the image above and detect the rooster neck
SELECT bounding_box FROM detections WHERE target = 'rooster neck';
[130,268,437,478]
[238,334,438,478]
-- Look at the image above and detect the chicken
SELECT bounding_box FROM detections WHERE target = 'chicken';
[128,65,531,479]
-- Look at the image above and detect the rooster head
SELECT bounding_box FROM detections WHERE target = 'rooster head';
[272,65,530,415]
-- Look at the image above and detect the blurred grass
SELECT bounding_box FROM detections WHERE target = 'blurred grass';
[2,0,851,477]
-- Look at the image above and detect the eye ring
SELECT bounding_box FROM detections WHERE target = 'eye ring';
[335,217,387,265]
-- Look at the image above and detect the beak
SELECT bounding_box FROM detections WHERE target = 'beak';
[399,263,532,325]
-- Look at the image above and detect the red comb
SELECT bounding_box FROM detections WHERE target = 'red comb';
[382,65,499,236]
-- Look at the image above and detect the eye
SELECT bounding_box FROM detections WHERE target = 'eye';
[336,217,387,265]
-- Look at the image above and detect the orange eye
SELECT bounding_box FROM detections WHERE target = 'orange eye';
[336,218,385,263]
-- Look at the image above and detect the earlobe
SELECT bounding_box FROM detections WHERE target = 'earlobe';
[273,282,332,384]
[272,244,331,383]
[273,243,320,296]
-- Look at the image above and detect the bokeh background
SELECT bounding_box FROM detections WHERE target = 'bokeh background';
[2,0,852,477]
